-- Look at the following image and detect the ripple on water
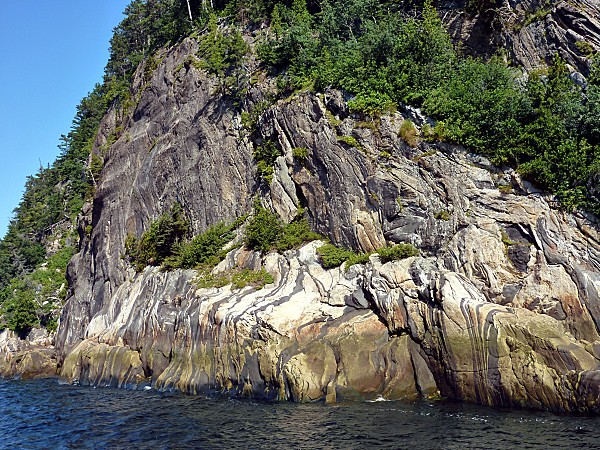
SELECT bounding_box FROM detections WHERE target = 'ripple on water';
[1,379,600,449]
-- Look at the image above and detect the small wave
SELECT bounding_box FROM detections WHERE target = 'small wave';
[2,379,600,449]
[366,396,390,403]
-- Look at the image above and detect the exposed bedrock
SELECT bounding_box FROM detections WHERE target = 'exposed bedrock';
[61,244,437,402]
[440,0,600,73]
[50,39,600,410]
[57,38,257,357]
[0,329,57,379]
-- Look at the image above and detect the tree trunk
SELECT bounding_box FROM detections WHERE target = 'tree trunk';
[186,0,193,22]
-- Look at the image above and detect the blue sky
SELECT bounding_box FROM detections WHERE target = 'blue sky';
[0,1,130,238]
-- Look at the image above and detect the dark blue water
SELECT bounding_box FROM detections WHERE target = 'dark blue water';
[1,379,599,449]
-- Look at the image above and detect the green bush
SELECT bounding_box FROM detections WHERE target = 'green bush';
[197,14,249,101]
[245,204,320,253]
[129,212,251,272]
[231,268,275,289]
[126,203,189,270]
[377,244,420,263]
[316,243,374,270]
[399,119,418,147]
[498,184,513,194]
[254,140,281,184]
[276,218,321,252]
[89,153,104,184]
[163,222,237,270]
[28,246,74,302]
[435,210,451,221]
[317,243,353,269]
[0,245,75,335]
[45,316,59,333]
[324,108,342,127]
[348,92,396,116]
[345,251,373,270]
[336,135,362,150]
[245,205,283,252]
[292,147,309,160]
[143,54,161,83]
[195,268,232,289]
[124,234,138,260]
[576,40,595,57]
[241,99,272,132]
[196,267,274,290]
[0,283,39,338]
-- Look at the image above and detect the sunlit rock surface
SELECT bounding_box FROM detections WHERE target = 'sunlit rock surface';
[4,34,600,412]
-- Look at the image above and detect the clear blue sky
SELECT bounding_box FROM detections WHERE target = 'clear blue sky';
[0,1,131,238]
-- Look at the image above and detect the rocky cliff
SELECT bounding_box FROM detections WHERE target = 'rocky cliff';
[19,33,593,412]
[440,0,600,73]
[0,328,56,380]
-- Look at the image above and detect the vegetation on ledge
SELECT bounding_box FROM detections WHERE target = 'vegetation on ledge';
[254,0,599,213]
[317,242,420,271]
[245,203,321,254]
[2,0,600,336]
[126,201,320,274]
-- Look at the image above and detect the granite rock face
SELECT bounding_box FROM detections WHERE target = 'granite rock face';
[440,0,600,73]
[61,243,435,402]
[20,35,600,411]
[57,38,257,358]
[0,329,56,379]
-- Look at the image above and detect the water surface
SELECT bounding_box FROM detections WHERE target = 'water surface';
[1,379,598,449]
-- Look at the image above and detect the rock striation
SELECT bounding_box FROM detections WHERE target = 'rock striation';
[4,32,599,412]
[57,38,257,358]
[440,0,600,73]
[61,244,436,402]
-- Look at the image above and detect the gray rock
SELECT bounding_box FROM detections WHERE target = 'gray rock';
[440,0,600,74]
[19,36,600,411]
[57,38,257,358]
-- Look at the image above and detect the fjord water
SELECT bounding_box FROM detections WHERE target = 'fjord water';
[1,379,599,449]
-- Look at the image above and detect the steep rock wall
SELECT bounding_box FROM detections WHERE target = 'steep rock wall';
[50,37,600,411]
[57,38,257,357]
[440,0,600,73]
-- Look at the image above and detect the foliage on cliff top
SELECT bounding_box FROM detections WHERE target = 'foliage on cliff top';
[197,14,249,102]
[250,1,600,214]
[3,0,600,334]
[256,0,600,213]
